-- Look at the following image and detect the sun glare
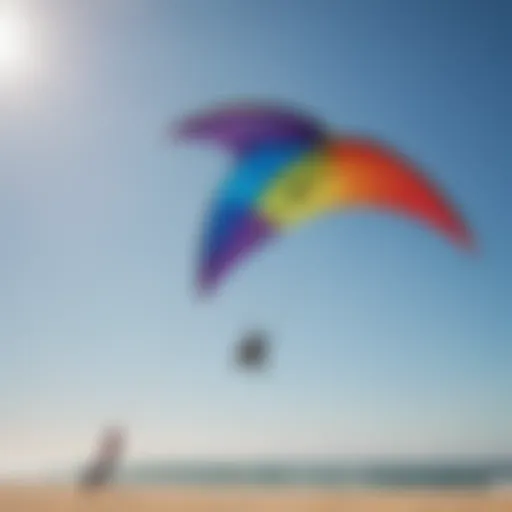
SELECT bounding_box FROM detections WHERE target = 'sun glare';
[0,4,30,80]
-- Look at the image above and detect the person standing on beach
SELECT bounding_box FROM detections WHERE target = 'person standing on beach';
[80,426,126,490]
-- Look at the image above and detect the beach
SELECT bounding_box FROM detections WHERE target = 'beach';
[0,486,511,512]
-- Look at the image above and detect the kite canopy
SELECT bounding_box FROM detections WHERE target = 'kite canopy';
[175,101,474,294]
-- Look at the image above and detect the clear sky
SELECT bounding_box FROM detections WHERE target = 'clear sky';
[0,0,509,473]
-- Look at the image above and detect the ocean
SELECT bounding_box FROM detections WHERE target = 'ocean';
[106,460,512,490]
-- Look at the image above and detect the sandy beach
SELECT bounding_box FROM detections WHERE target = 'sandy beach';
[0,486,511,512]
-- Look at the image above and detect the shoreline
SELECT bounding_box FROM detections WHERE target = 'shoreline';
[0,485,510,511]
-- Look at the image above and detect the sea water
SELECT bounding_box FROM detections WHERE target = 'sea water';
[110,460,512,490]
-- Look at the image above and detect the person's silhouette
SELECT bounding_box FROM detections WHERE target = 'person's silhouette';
[80,427,125,490]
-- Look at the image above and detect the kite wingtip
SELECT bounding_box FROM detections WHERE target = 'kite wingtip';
[455,228,478,256]
[194,277,215,300]
[168,121,188,143]
[465,238,479,257]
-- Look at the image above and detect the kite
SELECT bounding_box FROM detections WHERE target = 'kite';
[175,101,474,294]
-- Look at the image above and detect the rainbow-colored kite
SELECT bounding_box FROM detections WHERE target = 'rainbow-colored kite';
[176,101,474,293]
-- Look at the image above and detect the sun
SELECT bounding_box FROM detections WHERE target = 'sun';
[0,5,30,79]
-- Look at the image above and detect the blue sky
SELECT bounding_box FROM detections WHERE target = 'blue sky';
[0,0,509,472]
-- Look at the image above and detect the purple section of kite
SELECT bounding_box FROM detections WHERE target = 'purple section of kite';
[176,103,325,156]
[199,211,274,293]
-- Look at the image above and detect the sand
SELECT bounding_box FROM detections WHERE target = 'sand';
[0,486,511,511]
